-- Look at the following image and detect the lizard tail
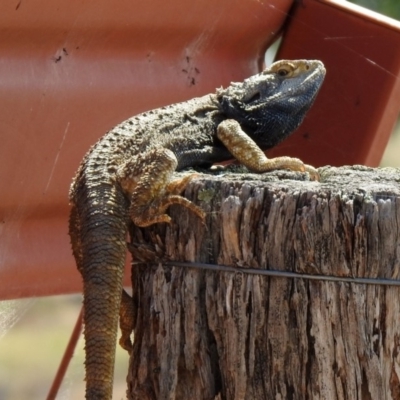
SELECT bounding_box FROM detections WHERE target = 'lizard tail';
[69,183,128,400]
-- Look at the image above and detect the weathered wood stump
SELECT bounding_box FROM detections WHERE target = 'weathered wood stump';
[127,166,400,400]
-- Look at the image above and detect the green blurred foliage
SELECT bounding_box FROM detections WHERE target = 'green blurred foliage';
[349,0,400,20]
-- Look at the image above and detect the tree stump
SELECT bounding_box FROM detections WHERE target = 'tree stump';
[126,166,400,400]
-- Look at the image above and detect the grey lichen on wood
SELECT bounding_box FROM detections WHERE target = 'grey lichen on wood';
[127,166,400,400]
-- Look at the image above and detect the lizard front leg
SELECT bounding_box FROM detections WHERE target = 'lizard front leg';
[217,119,319,180]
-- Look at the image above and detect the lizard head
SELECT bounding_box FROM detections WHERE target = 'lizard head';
[217,59,326,149]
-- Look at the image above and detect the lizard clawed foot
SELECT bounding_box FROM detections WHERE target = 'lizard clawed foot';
[119,148,206,227]
[304,164,320,181]
[130,172,205,227]
[131,193,205,227]
[166,172,200,194]
[119,290,135,354]
[166,173,206,222]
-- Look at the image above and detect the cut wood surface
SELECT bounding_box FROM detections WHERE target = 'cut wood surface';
[126,166,400,400]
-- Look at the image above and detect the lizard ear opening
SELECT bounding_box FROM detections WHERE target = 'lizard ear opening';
[244,92,261,104]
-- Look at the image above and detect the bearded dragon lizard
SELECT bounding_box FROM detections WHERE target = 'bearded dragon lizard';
[69,59,326,399]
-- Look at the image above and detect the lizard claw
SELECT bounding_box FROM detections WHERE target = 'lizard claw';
[304,164,320,181]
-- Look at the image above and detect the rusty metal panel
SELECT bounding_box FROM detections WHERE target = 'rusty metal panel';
[271,0,400,167]
[0,0,292,299]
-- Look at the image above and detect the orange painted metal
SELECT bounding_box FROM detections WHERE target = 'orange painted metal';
[0,0,293,299]
[269,0,400,167]
[1,0,400,300]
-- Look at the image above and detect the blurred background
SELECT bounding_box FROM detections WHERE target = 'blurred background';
[1,1,400,399]
[355,0,400,168]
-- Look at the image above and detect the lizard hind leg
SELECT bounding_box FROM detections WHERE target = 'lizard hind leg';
[119,289,135,353]
[117,148,204,228]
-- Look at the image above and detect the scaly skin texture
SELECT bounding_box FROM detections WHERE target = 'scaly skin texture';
[69,59,326,399]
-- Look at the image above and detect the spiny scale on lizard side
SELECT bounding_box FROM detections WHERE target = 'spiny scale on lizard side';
[69,59,325,399]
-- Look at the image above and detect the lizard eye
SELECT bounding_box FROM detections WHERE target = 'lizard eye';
[277,68,290,77]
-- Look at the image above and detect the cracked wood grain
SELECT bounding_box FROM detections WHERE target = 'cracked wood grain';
[127,166,400,400]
